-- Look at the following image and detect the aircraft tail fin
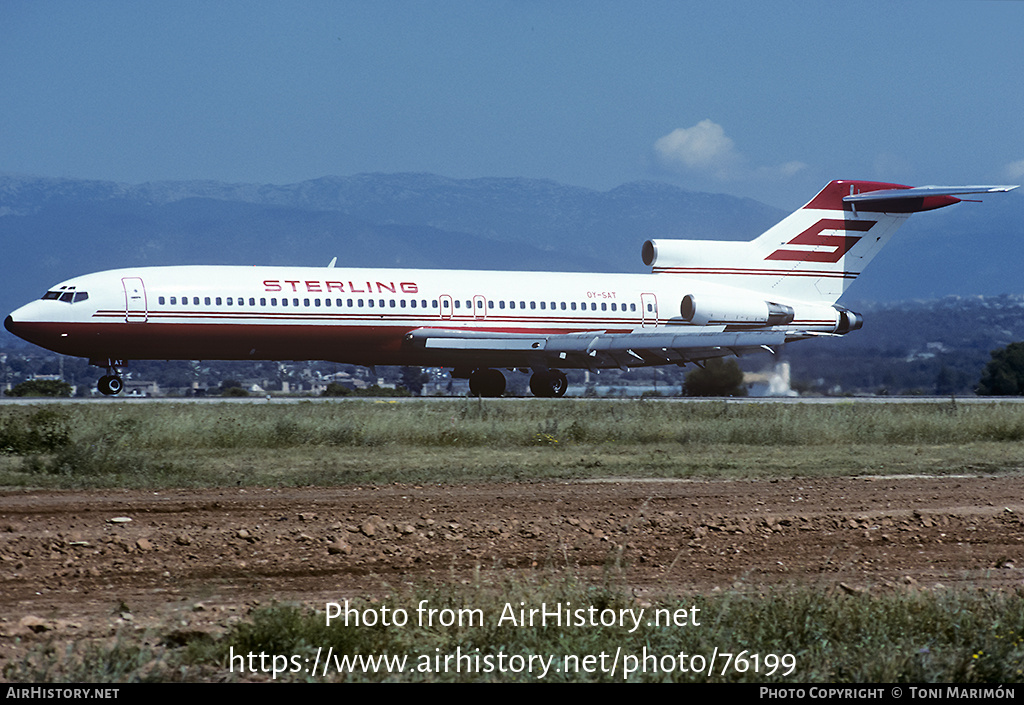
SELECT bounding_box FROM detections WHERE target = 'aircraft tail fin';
[642,181,1017,303]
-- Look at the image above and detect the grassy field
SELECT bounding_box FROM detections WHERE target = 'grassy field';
[8,574,1024,682]
[3,398,1024,488]
[5,399,1024,683]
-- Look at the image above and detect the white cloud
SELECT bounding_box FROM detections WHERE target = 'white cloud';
[654,120,740,177]
[763,161,808,178]
[1004,159,1024,180]
[653,120,806,181]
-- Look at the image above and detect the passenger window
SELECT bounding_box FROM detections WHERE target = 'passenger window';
[216,297,223,305]
[282,298,288,307]
[159,297,166,305]
[303,298,310,306]
[571,302,576,311]
[315,298,321,307]
[499,301,505,309]
[260,298,266,306]
[226,298,232,306]
[169,296,177,305]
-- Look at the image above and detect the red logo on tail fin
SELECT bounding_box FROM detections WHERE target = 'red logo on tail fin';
[766,219,875,263]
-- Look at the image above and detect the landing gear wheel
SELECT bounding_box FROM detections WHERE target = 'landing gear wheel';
[98,375,123,396]
[468,369,506,397]
[530,369,568,398]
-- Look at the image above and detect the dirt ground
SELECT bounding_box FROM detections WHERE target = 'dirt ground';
[2,475,1023,673]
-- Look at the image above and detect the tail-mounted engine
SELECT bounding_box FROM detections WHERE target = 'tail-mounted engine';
[680,294,795,327]
[834,307,863,334]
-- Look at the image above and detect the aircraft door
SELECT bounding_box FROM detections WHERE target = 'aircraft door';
[473,295,487,319]
[122,277,148,323]
[439,294,453,320]
[640,293,658,328]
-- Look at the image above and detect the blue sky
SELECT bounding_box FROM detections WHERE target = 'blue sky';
[3,1,1022,208]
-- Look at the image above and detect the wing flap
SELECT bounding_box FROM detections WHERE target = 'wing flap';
[403,327,790,369]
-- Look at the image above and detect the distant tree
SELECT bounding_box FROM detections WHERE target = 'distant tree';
[322,382,352,397]
[399,367,428,396]
[683,358,748,397]
[977,342,1024,395]
[219,379,248,396]
[5,379,73,397]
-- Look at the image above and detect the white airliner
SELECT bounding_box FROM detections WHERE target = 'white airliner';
[4,180,1017,396]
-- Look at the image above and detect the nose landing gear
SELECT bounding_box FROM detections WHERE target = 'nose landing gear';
[91,359,125,396]
[97,375,123,396]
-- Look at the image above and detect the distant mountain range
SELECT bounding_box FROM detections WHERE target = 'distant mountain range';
[2,171,1021,341]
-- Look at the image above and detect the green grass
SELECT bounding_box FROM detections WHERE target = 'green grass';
[6,399,1024,682]
[8,572,1024,682]
[3,399,1024,487]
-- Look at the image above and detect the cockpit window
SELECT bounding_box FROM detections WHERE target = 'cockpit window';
[42,289,89,303]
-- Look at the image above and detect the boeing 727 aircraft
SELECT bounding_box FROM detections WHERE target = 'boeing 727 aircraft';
[4,180,1017,396]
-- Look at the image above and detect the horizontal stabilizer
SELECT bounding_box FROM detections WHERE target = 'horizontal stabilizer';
[843,185,1018,203]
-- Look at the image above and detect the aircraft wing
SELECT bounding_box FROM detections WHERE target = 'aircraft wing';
[402,327,794,370]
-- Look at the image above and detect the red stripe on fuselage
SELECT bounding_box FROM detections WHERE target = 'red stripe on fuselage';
[11,320,631,366]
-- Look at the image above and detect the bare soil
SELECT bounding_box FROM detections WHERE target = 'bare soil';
[2,476,1023,671]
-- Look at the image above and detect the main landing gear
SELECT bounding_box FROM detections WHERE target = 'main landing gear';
[468,368,506,397]
[464,368,569,398]
[529,369,568,398]
[92,359,125,396]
